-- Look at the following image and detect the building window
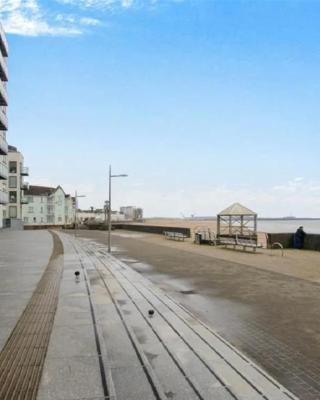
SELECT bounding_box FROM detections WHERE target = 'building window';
[9,206,17,218]
[9,176,17,188]
[58,216,62,222]
[33,217,36,223]
[41,197,44,202]
[24,217,28,223]
[9,161,17,174]
[41,217,44,223]
[9,191,17,203]
[40,206,43,213]
[28,206,34,213]
[27,196,33,202]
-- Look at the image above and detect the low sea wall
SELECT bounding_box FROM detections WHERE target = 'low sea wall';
[24,225,70,230]
[113,224,191,238]
[267,233,320,251]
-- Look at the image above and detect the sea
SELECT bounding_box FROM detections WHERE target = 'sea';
[257,219,320,234]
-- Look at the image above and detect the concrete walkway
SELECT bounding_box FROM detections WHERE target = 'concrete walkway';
[38,232,299,400]
[0,230,53,353]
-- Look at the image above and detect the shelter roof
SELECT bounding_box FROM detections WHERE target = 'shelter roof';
[218,203,257,216]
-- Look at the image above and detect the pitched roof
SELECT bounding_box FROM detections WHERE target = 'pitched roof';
[24,185,56,196]
[218,202,257,216]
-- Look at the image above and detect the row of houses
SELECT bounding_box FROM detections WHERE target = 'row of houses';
[6,145,76,227]
[77,206,143,224]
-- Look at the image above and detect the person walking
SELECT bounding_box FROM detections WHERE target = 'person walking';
[293,226,306,249]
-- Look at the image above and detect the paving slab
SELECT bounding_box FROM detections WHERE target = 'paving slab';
[37,356,105,400]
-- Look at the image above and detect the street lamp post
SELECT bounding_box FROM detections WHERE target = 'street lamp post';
[108,165,128,253]
[74,191,86,237]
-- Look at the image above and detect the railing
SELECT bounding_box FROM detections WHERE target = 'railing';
[21,166,29,176]
[0,80,7,106]
[0,51,8,81]
[0,162,8,179]
[0,109,8,131]
[22,182,29,190]
[0,189,8,204]
[0,133,7,155]
[0,24,8,57]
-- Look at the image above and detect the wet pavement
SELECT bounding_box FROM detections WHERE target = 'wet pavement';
[57,233,297,400]
[74,230,320,400]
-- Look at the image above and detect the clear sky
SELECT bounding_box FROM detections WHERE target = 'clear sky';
[1,0,320,217]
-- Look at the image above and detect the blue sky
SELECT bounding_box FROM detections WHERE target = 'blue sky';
[1,0,320,217]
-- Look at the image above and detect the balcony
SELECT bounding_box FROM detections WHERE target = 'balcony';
[0,25,8,57]
[0,189,8,204]
[0,109,8,131]
[21,197,28,204]
[22,182,29,190]
[0,52,8,82]
[0,133,7,155]
[0,162,7,180]
[0,81,7,107]
[21,167,29,176]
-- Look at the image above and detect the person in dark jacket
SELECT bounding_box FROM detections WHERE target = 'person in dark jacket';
[293,226,306,249]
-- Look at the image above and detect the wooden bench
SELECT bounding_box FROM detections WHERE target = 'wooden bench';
[218,235,262,252]
[164,231,188,241]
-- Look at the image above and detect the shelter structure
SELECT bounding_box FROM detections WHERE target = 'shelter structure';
[217,203,258,241]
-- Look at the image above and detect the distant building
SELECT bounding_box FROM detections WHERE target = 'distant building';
[78,209,125,224]
[0,24,9,228]
[120,206,143,221]
[6,145,29,226]
[22,185,75,226]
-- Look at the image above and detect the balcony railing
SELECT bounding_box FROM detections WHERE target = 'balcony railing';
[0,52,8,82]
[0,162,7,180]
[0,80,7,107]
[0,133,7,155]
[22,182,29,190]
[21,166,29,176]
[0,24,8,57]
[0,109,8,131]
[0,189,8,204]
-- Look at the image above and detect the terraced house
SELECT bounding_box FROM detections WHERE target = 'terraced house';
[0,24,9,228]
[23,185,76,226]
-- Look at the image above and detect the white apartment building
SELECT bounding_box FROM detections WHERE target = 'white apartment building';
[6,145,29,225]
[22,185,75,226]
[0,24,9,228]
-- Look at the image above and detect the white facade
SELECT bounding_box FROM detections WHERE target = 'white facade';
[120,206,143,221]
[0,23,9,228]
[6,145,29,222]
[77,210,125,223]
[23,185,75,226]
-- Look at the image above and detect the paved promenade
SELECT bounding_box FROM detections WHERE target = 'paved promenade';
[0,230,53,353]
[0,230,299,399]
